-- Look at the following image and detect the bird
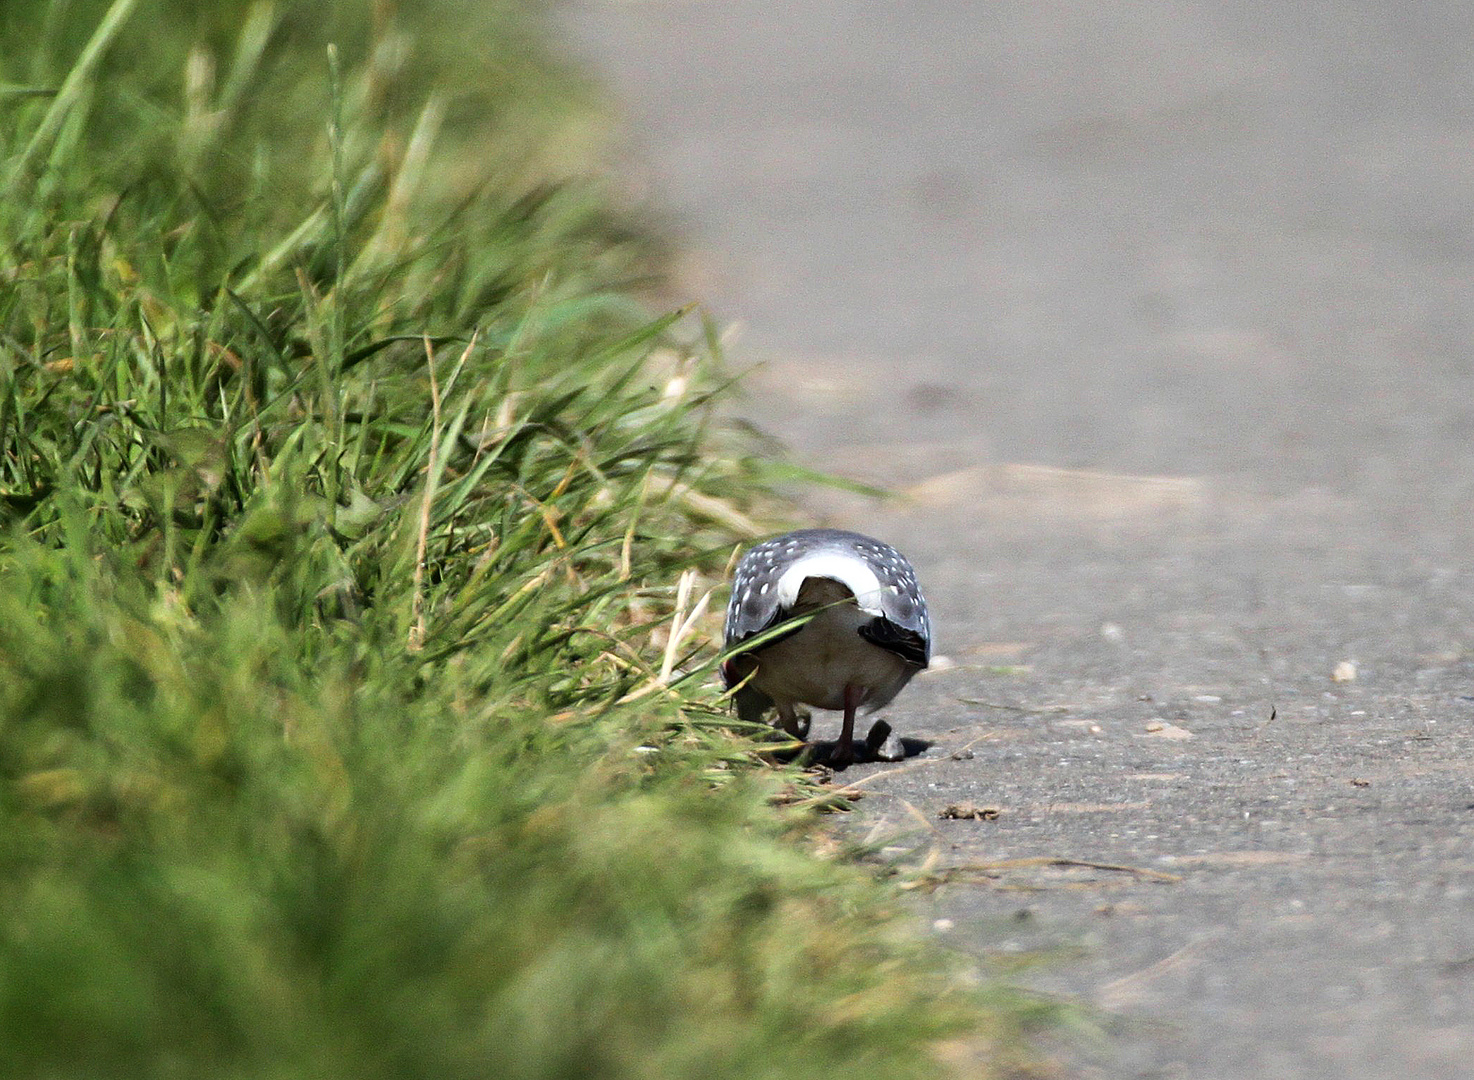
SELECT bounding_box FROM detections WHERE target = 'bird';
[721,528,931,765]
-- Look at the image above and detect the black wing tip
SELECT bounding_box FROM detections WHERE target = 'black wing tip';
[859,617,930,668]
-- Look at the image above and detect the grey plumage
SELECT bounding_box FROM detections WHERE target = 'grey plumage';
[723,529,931,655]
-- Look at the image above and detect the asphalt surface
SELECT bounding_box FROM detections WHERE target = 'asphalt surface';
[561,3,1474,1076]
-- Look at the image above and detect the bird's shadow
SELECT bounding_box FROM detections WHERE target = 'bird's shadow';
[770,719,931,770]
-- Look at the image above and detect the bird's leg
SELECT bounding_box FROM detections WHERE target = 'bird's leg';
[775,703,807,740]
[831,684,864,767]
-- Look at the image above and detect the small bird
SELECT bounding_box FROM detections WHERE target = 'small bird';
[721,528,931,764]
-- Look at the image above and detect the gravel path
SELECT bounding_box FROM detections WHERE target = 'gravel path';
[563,3,1474,1075]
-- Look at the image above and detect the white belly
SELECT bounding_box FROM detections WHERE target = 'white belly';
[748,602,916,712]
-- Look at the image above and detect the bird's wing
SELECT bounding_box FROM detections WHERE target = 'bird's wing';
[724,531,933,666]
[833,533,931,666]
[858,616,930,667]
[723,536,797,646]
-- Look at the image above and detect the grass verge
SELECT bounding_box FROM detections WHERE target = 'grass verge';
[0,2,1056,1076]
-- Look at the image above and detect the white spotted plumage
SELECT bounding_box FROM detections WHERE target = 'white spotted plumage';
[723,529,931,653]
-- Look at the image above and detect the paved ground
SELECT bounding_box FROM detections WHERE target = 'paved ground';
[562,3,1474,1076]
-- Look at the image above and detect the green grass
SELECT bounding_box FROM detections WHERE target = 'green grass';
[0,2,1055,1077]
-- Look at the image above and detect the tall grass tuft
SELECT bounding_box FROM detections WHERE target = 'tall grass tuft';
[0,2,1052,1077]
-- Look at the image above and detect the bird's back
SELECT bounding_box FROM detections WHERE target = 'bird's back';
[723,529,931,663]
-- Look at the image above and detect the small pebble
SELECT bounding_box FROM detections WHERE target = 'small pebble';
[874,734,906,762]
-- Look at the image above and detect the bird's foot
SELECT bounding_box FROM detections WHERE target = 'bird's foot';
[775,707,812,741]
[827,738,856,768]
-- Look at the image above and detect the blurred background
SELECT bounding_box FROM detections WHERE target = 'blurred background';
[559,5,1474,1077]
[563,0,1474,506]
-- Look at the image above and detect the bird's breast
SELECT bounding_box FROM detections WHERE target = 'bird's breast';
[746,602,916,712]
